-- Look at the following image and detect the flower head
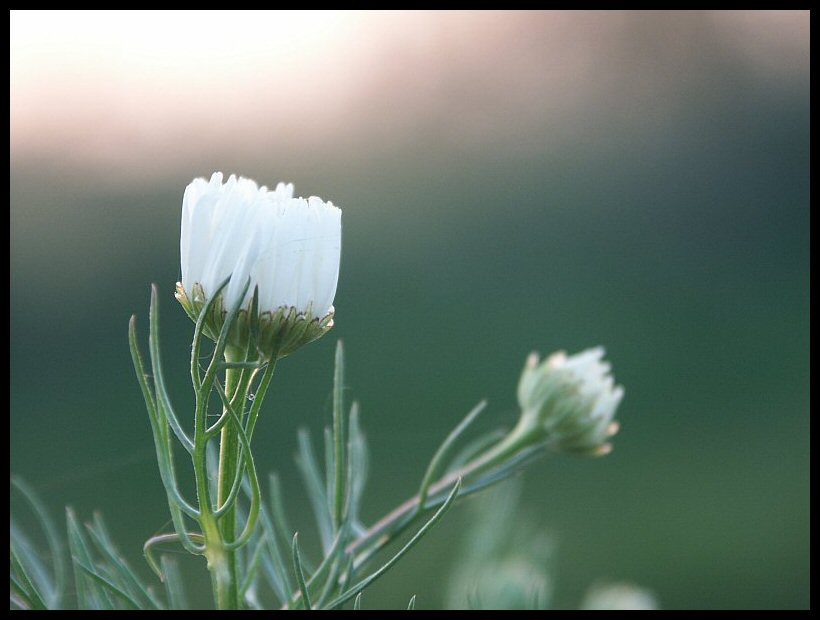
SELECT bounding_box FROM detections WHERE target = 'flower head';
[515,347,624,456]
[175,172,341,359]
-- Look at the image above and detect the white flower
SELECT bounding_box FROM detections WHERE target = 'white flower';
[515,347,624,455]
[581,583,658,610]
[175,172,341,359]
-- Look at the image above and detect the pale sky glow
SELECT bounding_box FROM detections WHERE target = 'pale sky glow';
[11,10,380,170]
[10,10,809,178]
[11,10,364,83]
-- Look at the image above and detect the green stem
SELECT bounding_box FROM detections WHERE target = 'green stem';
[345,420,536,563]
[213,345,249,609]
[191,356,229,609]
[203,347,252,609]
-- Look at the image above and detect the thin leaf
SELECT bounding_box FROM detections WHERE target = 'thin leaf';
[130,315,200,520]
[190,275,231,390]
[346,402,368,526]
[245,358,277,441]
[239,538,266,602]
[326,478,462,610]
[74,560,142,609]
[295,428,334,552]
[353,592,362,610]
[11,476,66,607]
[199,277,252,395]
[447,428,508,471]
[143,532,205,581]
[338,552,356,594]
[160,556,188,610]
[407,594,417,610]
[10,519,56,609]
[66,508,112,610]
[10,589,30,610]
[9,547,47,610]
[324,426,334,507]
[86,513,162,609]
[148,284,194,453]
[452,442,546,499]
[417,400,486,513]
[287,524,349,609]
[256,500,291,601]
[313,553,350,609]
[211,377,261,551]
[332,340,346,529]
[291,534,312,610]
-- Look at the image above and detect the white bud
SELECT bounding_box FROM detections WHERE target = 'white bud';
[516,347,624,456]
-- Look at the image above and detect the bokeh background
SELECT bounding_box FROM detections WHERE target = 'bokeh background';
[10,10,809,610]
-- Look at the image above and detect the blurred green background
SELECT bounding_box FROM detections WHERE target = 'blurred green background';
[10,10,809,609]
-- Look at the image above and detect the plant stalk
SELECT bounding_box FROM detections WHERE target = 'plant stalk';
[212,346,248,609]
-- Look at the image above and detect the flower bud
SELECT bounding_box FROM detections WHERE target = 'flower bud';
[515,347,624,456]
[175,172,341,360]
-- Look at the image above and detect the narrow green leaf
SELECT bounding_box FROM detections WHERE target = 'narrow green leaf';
[245,358,277,442]
[149,284,194,453]
[9,515,57,609]
[338,552,356,594]
[200,277,251,396]
[353,592,362,610]
[9,547,47,610]
[269,473,294,544]
[407,594,417,610]
[66,508,112,610]
[211,377,262,551]
[131,314,200,520]
[313,553,349,609]
[287,524,349,610]
[326,478,462,610]
[417,400,486,513]
[11,476,66,607]
[453,442,546,499]
[346,402,368,526]
[291,534,312,610]
[248,285,260,351]
[190,275,231,390]
[74,560,142,609]
[9,578,32,611]
[296,428,334,552]
[86,513,162,609]
[256,496,291,601]
[212,445,247,518]
[447,428,508,471]
[160,556,188,610]
[143,532,205,581]
[10,588,31,610]
[332,340,346,530]
[324,426,334,506]
[239,538,266,601]
[10,519,56,609]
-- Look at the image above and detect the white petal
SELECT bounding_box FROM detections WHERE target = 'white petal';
[179,174,341,316]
